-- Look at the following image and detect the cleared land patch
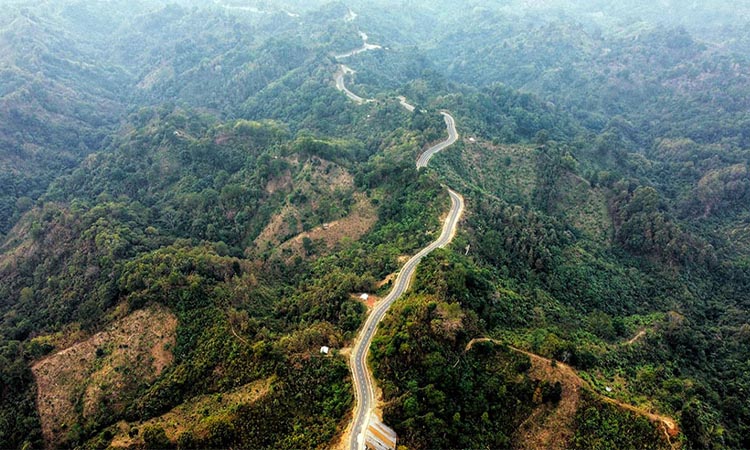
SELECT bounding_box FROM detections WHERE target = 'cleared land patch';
[466,338,679,449]
[255,158,376,258]
[32,305,177,445]
[109,377,273,447]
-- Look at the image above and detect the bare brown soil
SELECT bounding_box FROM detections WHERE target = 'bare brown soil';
[625,329,647,345]
[513,349,583,450]
[329,408,357,450]
[376,273,396,289]
[351,293,380,309]
[32,305,177,445]
[109,377,273,447]
[0,205,73,274]
[328,427,350,450]
[254,158,371,256]
[264,168,293,194]
[465,338,582,449]
[465,338,680,449]
[254,203,298,248]
[280,192,377,256]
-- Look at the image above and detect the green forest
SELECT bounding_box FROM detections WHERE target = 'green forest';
[1,0,750,449]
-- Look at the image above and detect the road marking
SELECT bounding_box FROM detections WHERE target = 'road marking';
[346,99,464,450]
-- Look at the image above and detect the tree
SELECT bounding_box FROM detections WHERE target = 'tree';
[142,425,172,449]
[302,236,314,256]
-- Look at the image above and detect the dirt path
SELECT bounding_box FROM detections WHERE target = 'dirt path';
[229,323,249,346]
[465,338,680,448]
[625,329,647,345]
[511,346,583,450]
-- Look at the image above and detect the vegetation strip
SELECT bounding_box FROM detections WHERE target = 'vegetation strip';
[337,50,465,449]
[465,338,680,444]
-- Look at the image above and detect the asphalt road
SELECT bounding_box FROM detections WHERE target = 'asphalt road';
[348,113,464,450]
[335,65,370,104]
[334,31,383,59]
[417,112,459,168]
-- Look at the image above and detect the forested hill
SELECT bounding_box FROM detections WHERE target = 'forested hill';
[1,1,749,449]
[0,0,361,236]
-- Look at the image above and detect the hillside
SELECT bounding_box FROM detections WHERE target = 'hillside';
[1,1,749,450]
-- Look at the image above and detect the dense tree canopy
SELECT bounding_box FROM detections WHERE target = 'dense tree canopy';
[1,1,750,449]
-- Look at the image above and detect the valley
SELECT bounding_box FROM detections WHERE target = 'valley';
[1,1,749,450]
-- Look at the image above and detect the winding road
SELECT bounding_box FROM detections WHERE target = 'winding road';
[333,29,381,106]
[335,13,677,450]
[335,65,371,105]
[417,112,459,169]
[347,106,464,449]
[333,13,464,449]
[334,31,383,59]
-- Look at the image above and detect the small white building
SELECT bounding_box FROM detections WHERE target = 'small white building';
[320,346,330,355]
[360,293,369,301]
